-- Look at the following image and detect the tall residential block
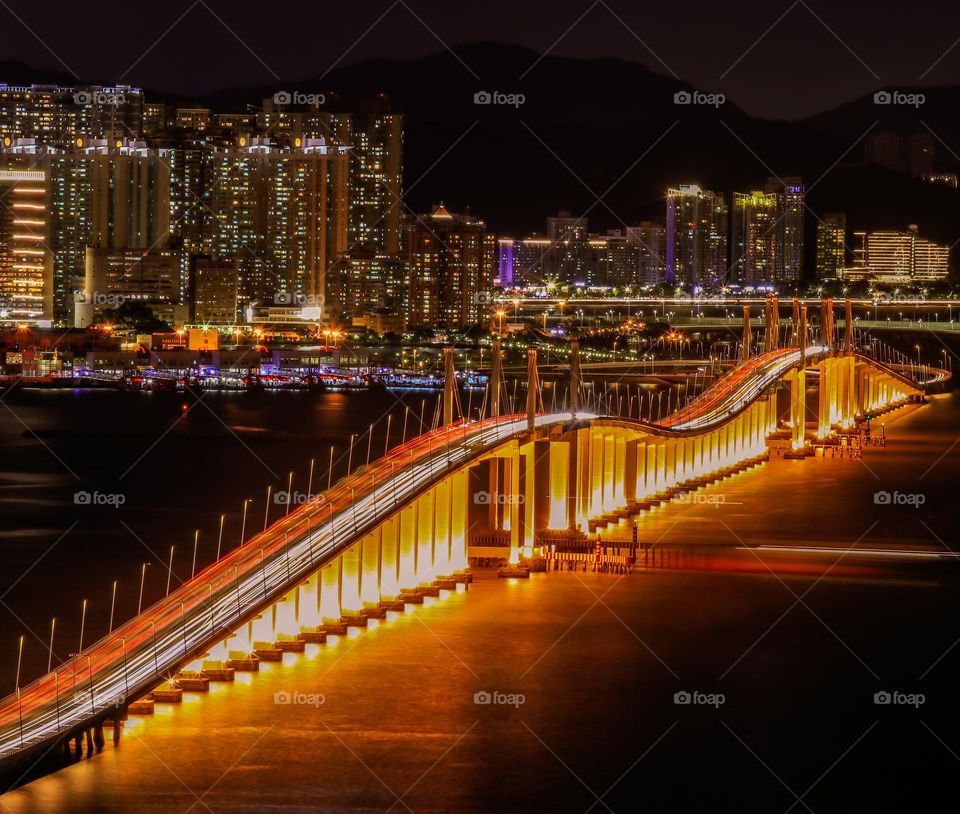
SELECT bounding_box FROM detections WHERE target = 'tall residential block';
[406,204,496,328]
[815,213,846,280]
[666,185,728,287]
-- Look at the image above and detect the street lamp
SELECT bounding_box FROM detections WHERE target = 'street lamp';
[137,564,149,614]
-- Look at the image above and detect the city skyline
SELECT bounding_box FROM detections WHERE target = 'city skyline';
[1,8,959,811]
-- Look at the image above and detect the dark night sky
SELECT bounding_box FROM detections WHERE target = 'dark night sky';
[2,0,960,119]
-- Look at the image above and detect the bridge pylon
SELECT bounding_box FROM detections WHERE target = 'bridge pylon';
[771,295,780,350]
[569,340,582,414]
[785,305,808,456]
[490,339,504,418]
[764,294,780,352]
[821,297,834,349]
[844,297,854,354]
[742,305,752,361]
[526,348,539,433]
[443,346,456,426]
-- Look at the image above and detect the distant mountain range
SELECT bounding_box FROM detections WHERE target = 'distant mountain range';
[4,43,960,278]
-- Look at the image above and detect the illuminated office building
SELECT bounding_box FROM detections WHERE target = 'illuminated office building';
[406,204,496,328]
[260,96,402,257]
[348,103,403,256]
[666,185,728,287]
[0,84,144,144]
[731,191,778,286]
[815,213,846,280]
[1,138,170,321]
[765,176,805,284]
[205,136,349,313]
[189,256,238,324]
[83,246,179,305]
[625,222,667,285]
[498,237,551,287]
[586,228,666,288]
[842,225,949,284]
[329,250,407,317]
[0,169,51,319]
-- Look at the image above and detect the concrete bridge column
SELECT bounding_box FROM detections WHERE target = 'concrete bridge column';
[837,356,856,429]
[829,360,842,427]
[589,430,603,515]
[613,435,627,508]
[646,441,661,494]
[433,478,452,577]
[664,439,678,490]
[341,541,363,613]
[508,446,522,562]
[547,440,571,531]
[397,503,417,591]
[601,434,615,513]
[520,440,538,552]
[274,592,298,637]
[634,440,648,500]
[835,358,848,427]
[864,369,875,412]
[786,368,806,450]
[299,573,321,629]
[854,365,866,416]
[416,491,435,585]
[677,438,689,482]
[380,515,400,598]
[574,428,590,532]
[319,559,341,622]
[449,469,469,572]
[817,360,832,438]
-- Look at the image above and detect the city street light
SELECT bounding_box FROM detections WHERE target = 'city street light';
[109,580,118,633]
[138,563,149,614]
[240,498,251,546]
[78,599,88,653]
[165,545,175,595]
[216,514,225,560]
[47,617,56,673]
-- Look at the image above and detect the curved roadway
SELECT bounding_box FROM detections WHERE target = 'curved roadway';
[0,344,927,768]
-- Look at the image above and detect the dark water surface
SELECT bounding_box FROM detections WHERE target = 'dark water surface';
[0,387,958,811]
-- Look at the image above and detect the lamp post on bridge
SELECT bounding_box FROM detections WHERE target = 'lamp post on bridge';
[490,339,504,418]
[526,348,539,433]
[165,545,175,595]
[216,514,225,561]
[47,617,56,673]
[347,433,356,476]
[191,530,199,578]
[240,499,251,547]
[15,635,23,747]
[109,579,118,633]
[78,599,88,653]
[138,563,149,614]
[442,346,456,426]
[263,485,272,531]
